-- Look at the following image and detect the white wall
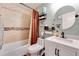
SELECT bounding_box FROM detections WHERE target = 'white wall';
[37,3,79,39]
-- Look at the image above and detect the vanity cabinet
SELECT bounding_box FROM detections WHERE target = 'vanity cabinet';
[76,51,79,56]
[56,44,76,56]
[45,39,77,56]
[45,40,57,56]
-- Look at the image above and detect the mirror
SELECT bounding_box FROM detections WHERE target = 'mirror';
[54,5,76,30]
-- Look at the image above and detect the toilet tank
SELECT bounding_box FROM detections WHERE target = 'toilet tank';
[37,38,44,47]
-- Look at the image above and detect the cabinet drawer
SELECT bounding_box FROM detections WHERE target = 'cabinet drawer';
[57,43,76,56]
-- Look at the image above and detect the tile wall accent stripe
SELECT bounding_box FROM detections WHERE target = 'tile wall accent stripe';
[4,27,30,31]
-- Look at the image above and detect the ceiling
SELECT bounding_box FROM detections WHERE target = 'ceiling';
[0,3,41,14]
[23,3,41,9]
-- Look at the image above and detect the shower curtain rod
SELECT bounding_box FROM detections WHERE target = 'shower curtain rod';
[19,3,35,10]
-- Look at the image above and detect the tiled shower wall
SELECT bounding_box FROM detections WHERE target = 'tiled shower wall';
[0,4,31,44]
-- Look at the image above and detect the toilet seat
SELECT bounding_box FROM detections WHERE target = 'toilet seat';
[27,38,44,55]
[28,44,44,53]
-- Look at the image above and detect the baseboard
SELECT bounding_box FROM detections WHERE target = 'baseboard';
[0,40,29,56]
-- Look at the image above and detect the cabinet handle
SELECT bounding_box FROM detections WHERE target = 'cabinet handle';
[55,48,56,55]
[55,48,57,55]
[57,49,59,56]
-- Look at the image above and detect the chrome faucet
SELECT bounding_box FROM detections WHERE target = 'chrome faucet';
[61,32,64,38]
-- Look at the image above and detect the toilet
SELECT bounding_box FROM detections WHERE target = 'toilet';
[27,38,44,56]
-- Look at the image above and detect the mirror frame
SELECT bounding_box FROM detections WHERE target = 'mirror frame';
[54,5,76,30]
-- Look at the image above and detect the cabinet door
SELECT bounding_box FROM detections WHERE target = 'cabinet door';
[76,50,79,56]
[57,43,76,56]
[45,40,57,56]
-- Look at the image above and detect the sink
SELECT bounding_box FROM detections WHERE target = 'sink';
[60,38,74,42]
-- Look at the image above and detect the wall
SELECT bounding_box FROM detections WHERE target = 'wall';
[53,3,79,37]
[0,4,31,44]
[37,3,79,39]
[37,3,54,37]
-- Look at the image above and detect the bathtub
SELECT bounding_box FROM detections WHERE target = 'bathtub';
[0,40,29,56]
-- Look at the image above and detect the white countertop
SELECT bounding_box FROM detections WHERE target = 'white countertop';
[45,36,79,49]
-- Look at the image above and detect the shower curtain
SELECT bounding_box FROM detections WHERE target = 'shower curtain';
[31,9,39,45]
